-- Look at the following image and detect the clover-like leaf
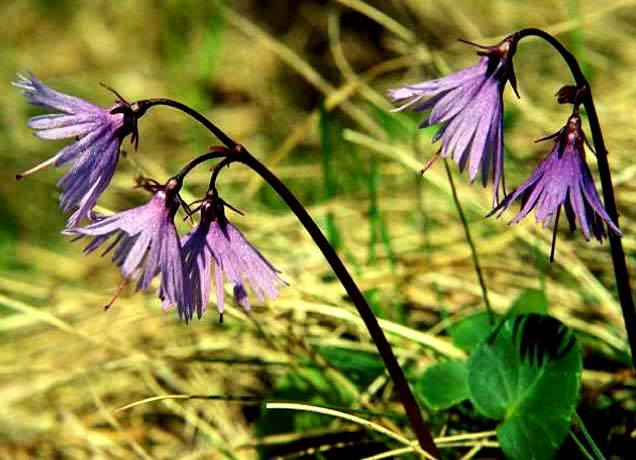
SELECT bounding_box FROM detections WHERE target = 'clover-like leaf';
[507,288,549,317]
[451,312,491,353]
[467,314,582,460]
[415,360,468,411]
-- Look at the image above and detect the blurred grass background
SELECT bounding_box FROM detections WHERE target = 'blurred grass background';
[1,0,635,458]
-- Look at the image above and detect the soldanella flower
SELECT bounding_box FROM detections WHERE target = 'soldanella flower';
[388,36,519,204]
[182,194,285,320]
[65,178,193,320]
[490,113,621,257]
[13,73,141,226]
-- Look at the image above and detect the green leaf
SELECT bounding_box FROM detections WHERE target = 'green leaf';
[451,312,492,353]
[415,360,468,411]
[507,289,549,317]
[467,314,582,460]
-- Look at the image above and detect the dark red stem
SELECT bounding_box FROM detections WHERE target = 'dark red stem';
[140,98,238,150]
[237,146,440,456]
[151,102,440,456]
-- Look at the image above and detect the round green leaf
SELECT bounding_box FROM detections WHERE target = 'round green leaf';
[507,288,549,317]
[467,314,582,460]
[451,312,492,353]
[415,360,468,411]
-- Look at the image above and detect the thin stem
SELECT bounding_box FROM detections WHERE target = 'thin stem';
[443,159,494,324]
[574,412,607,460]
[173,147,230,181]
[516,28,636,368]
[139,98,238,150]
[238,148,440,458]
[156,101,441,457]
[569,431,598,460]
[208,156,235,193]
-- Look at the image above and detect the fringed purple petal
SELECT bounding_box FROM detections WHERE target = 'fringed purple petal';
[578,162,622,236]
[66,191,191,318]
[182,222,215,318]
[388,54,508,204]
[54,124,113,166]
[28,113,100,130]
[59,136,121,227]
[427,79,484,127]
[14,73,131,226]
[159,224,192,321]
[181,201,285,319]
[214,258,225,316]
[14,73,99,114]
[32,121,101,140]
[489,114,621,248]
[388,58,488,109]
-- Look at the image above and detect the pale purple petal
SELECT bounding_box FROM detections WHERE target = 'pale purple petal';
[214,259,225,316]
[490,114,621,246]
[14,73,98,114]
[14,73,135,226]
[182,221,215,318]
[182,199,286,319]
[28,113,100,130]
[388,59,487,108]
[388,52,510,203]
[64,190,193,320]
[32,121,101,140]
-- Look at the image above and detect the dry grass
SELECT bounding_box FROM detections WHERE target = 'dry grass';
[1,1,635,458]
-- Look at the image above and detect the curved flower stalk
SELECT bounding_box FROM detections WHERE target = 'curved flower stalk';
[65,178,193,320]
[388,36,518,204]
[182,194,285,320]
[491,112,621,256]
[13,73,140,226]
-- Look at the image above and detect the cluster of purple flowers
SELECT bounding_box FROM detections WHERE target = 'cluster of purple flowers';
[14,36,622,319]
[388,36,621,246]
[15,74,284,321]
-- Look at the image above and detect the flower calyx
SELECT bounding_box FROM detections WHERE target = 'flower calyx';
[135,175,184,218]
[462,34,520,97]
[100,82,147,149]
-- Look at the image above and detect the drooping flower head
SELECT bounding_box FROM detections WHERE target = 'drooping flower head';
[65,178,193,320]
[182,194,286,321]
[13,73,143,226]
[388,36,519,204]
[490,112,621,258]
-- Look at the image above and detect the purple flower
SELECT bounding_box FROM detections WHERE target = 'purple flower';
[182,195,285,320]
[13,73,139,226]
[490,113,621,252]
[388,37,518,204]
[65,179,193,320]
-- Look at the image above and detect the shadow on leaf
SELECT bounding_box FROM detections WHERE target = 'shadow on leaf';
[512,313,577,366]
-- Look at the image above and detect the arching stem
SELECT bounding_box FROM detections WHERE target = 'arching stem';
[173,146,231,182]
[236,145,439,457]
[515,28,636,368]
[159,103,440,457]
[139,98,238,150]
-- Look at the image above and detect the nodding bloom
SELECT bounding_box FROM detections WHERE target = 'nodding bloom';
[181,195,285,321]
[490,113,621,256]
[388,36,519,204]
[65,178,193,320]
[13,73,141,226]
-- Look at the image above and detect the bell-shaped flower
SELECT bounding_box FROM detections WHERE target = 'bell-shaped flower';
[14,73,140,226]
[389,36,518,204]
[182,195,285,320]
[65,179,193,320]
[490,113,621,257]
